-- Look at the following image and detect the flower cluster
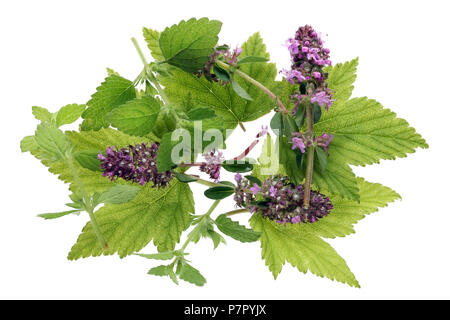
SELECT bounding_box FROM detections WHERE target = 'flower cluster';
[196,46,242,82]
[291,132,334,153]
[234,174,333,225]
[98,143,173,187]
[282,25,334,112]
[199,149,224,182]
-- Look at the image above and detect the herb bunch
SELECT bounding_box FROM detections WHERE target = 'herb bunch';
[20,18,428,287]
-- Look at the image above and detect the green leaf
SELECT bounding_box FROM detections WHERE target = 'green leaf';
[32,106,53,123]
[74,150,102,172]
[159,18,222,72]
[324,58,359,104]
[136,252,175,260]
[314,147,328,173]
[250,214,360,287]
[204,186,234,200]
[142,28,164,61]
[237,56,269,65]
[270,112,298,138]
[56,104,86,127]
[301,178,400,239]
[222,160,254,173]
[294,103,306,127]
[34,124,69,159]
[161,32,278,129]
[81,75,136,131]
[175,173,198,183]
[178,262,206,286]
[312,153,359,201]
[231,79,253,101]
[186,107,216,120]
[313,104,322,123]
[148,265,170,276]
[68,180,194,259]
[244,175,262,186]
[213,65,230,82]
[38,210,81,220]
[156,132,178,172]
[97,185,141,205]
[314,97,429,166]
[215,214,261,242]
[20,135,39,153]
[107,95,161,136]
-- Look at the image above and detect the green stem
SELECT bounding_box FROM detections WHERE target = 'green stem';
[303,105,315,209]
[225,208,249,216]
[66,154,109,250]
[216,60,289,114]
[181,200,221,251]
[131,37,169,104]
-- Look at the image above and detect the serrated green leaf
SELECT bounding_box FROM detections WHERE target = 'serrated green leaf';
[159,18,222,72]
[156,132,178,172]
[81,75,136,131]
[97,185,141,205]
[68,180,194,259]
[314,97,429,166]
[107,95,161,136]
[237,56,269,65]
[161,32,278,129]
[56,104,86,127]
[312,153,359,201]
[148,265,170,276]
[314,147,328,173]
[301,178,400,238]
[250,214,360,287]
[32,106,53,123]
[143,28,164,61]
[38,210,81,220]
[178,262,206,286]
[73,150,102,172]
[215,214,261,242]
[136,252,175,260]
[324,58,358,104]
[35,124,69,159]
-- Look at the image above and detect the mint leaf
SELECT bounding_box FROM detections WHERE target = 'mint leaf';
[161,32,278,129]
[97,185,141,205]
[73,150,102,172]
[215,214,261,242]
[301,178,400,239]
[231,79,253,101]
[107,95,161,136]
[35,124,69,159]
[312,153,359,201]
[204,186,235,200]
[324,58,358,104]
[81,75,136,131]
[56,104,86,127]
[68,180,194,259]
[32,106,53,123]
[250,214,360,287]
[178,262,207,286]
[38,210,81,220]
[142,28,164,61]
[314,96,429,166]
[20,136,39,154]
[136,252,175,260]
[148,265,170,276]
[159,18,222,72]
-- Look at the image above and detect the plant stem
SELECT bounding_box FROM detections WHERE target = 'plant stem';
[303,105,315,209]
[216,60,289,114]
[181,200,221,251]
[66,154,109,250]
[131,37,169,104]
[225,208,249,216]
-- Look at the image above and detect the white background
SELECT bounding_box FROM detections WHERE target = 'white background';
[1,0,449,299]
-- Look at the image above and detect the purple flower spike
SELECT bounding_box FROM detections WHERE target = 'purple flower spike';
[200,149,224,183]
[250,183,261,195]
[292,137,306,153]
[234,172,242,182]
[98,142,173,188]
